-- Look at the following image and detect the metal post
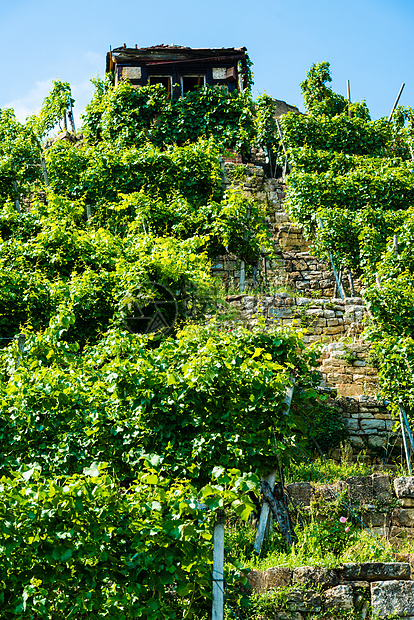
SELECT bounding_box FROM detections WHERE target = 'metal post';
[399,406,412,475]
[40,156,49,187]
[212,510,225,620]
[16,333,25,369]
[317,217,345,300]
[12,175,21,214]
[68,97,76,133]
[347,80,352,117]
[388,83,405,122]
[400,405,414,456]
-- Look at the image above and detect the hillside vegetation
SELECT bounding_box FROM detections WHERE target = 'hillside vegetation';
[0,73,343,619]
[1,62,414,618]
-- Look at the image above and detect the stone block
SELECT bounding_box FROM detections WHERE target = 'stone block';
[392,508,414,528]
[247,569,266,592]
[337,385,366,398]
[363,511,389,528]
[286,482,312,508]
[286,589,322,613]
[402,498,414,508]
[247,567,292,593]
[394,477,414,499]
[350,436,366,449]
[372,473,391,501]
[323,584,354,610]
[327,318,339,327]
[361,419,385,432]
[345,580,370,592]
[389,526,414,541]
[342,476,373,504]
[340,562,411,581]
[271,613,303,620]
[368,435,387,448]
[266,566,292,590]
[345,418,360,432]
[371,580,414,618]
[292,566,339,590]
[325,325,345,335]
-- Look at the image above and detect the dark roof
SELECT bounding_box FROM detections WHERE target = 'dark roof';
[109,45,247,65]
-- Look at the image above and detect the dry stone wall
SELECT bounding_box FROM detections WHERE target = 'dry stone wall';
[216,162,360,297]
[335,396,397,454]
[248,478,414,618]
[224,293,396,457]
[319,342,378,397]
[287,475,414,543]
[225,293,366,344]
[248,562,414,619]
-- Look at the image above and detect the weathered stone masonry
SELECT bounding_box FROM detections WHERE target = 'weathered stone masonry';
[247,477,414,619]
[215,162,361,297]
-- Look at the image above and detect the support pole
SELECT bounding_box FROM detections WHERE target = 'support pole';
[347,268,355,296]
[68,97,76,133]
[212,510,225,620]
[399,406,412,475]
[347,80,352,117]
[12,174,21,214]
[240,260,246,292]
[393,234,399,256]
[16,333,25,369]
[317,217,345,300]
[254,379,295,554]
[388,83,405,122]
[240,206,251,293]
[400,405,414,456]
[40,156,49,187]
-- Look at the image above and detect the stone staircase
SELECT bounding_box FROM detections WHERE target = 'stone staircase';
[217,162,403,462]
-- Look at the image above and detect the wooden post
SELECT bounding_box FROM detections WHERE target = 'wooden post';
[254,380,295,554]
[253,469,277,554]
[240,206,251,292]
[239,260,246,292]
[68,97,76,133]
[212,510,225,620]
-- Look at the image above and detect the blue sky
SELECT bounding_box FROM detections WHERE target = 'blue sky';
[1,0,414,125]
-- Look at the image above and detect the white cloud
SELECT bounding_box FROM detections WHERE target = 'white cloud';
[3,78,54,122]
[2,76,96,130]
[84,51,101,65]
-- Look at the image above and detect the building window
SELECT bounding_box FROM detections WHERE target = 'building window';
[181,75,206,95]
[148,75,173,94]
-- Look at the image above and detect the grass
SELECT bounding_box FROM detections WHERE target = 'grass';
[285,450,373,485]
[223,454,414,620]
